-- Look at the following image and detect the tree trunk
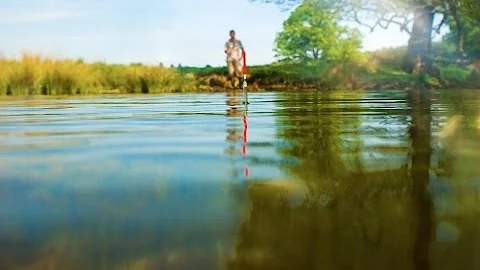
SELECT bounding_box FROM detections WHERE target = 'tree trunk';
[402,5,435,74]
[457,26,465,54]
[449,1,465,54]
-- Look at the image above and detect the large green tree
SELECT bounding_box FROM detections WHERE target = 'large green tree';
[275,0,362,65]
[274,1,363,62]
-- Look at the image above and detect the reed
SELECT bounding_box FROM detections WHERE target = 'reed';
[0,53,198,96]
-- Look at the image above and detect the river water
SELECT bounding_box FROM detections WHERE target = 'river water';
[0,89,479,270]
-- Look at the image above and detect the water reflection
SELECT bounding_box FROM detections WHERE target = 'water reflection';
[408,89,433,270]
[0,91,479,270]
[226,90,480,270]
[1,95,244,270]
[225,90,248,181]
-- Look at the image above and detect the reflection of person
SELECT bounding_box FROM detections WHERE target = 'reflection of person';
[224,30,244,88]
[225,91,243,150]
[224,91,244,179]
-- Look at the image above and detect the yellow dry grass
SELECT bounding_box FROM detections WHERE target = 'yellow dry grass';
[0,53,198,96]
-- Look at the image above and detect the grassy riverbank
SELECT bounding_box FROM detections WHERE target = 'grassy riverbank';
[187,45,480,91]
[1,48,479,96]
[0,54,197,96]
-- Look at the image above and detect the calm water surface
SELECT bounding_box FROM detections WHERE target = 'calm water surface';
[0,90,480,270]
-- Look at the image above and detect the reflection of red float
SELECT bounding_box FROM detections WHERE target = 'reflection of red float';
[242,50,249,180]
[242,114,249,179]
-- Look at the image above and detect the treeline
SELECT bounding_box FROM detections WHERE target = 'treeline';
[246,0,480,85]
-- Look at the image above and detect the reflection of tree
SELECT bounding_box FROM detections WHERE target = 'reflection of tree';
[224,90,478,270]
[407,89,433,270]
[225,91,408,269]
[274,91,354,194]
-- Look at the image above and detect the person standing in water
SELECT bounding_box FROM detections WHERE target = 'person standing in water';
[224,30,244,88]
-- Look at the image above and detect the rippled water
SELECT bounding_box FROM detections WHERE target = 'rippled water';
[1,90,480,270]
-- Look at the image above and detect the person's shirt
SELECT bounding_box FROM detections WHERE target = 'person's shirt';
[225,39,244,61]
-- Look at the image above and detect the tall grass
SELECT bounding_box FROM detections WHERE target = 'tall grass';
[0,53,198,96]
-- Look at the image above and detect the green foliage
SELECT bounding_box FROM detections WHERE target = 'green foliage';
[325,29,366,63]
[274,0,364,63]
[251,61,331,87]
[443,17,480,58]
[438,64,472,83]
[459,0,480,22]
[362,66,413,84]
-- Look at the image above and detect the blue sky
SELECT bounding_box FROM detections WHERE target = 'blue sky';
[0,0,447,67]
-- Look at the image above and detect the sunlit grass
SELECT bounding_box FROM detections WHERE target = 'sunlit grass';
[0,53,198,96]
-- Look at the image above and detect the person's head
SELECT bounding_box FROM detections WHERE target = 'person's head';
[229,30,235,39]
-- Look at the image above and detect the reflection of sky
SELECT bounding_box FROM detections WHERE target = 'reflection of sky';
[0,93,291,240]
[0,94,260,267]
[0,94,290,186]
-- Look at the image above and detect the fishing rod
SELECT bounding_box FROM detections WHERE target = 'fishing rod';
[242,50,249,107]
[242,50,249,180]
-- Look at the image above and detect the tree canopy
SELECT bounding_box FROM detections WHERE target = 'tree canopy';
[443,6,480,59]
[274,1,363,62]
